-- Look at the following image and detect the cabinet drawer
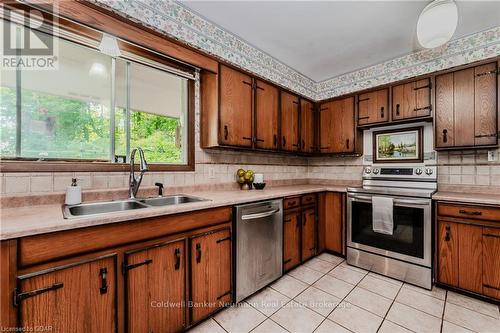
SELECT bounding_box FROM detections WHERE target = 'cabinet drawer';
[438,203,500,222]
[301,194,316,206]
[284,197,300,210]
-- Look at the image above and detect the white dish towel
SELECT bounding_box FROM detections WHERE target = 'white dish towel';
[372,196,394,235]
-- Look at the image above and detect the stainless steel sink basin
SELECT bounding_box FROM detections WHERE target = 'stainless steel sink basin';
[63,195,208,218]
[137,195,206,206]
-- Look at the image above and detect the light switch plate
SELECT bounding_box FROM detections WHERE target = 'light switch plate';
[487,150,498,162]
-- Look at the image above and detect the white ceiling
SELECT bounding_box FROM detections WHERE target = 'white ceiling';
[182,1,500,82]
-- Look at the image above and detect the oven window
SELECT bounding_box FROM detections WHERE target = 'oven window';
[351,201,424,259]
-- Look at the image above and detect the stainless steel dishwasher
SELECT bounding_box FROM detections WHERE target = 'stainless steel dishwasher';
[235,199,283,302]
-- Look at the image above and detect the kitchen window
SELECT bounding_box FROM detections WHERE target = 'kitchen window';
[0,19,194,172]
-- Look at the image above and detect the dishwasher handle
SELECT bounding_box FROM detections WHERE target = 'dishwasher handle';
[241,208,280,220]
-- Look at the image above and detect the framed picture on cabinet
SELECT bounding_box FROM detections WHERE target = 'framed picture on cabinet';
[373,127,423,163]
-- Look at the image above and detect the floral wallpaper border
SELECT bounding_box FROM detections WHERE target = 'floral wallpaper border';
[94,0,500,101]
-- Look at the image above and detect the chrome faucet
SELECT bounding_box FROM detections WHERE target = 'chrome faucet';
[129,147,149,199]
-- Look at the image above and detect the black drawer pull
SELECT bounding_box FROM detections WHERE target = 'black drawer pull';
[242,80,252,86]
[174,248,181,270]
[396,104,400,116]
[414,84,431,90]
[99,267,108,294]
[483,233,500,239]
[282,136,286,147]
[124,259,153,272]
[224,125,228,140]
[242,137,252,141]
[380,107,384,118]
[255,138,264,142]
[14,283,63,306]
[273,134,277,146]
[459,209,482,216]
[196,243,202,263]
[442,129,448,143]
[320,146,330,150]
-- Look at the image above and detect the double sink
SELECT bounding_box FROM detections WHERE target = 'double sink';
[63,195,207,219]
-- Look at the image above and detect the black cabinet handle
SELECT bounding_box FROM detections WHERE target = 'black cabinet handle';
[242,137,252,141]
[99,267,108,294]
[124,259,153,272]
[224,125,228,140]
[396,104,400,116]
[196,243,202,264]
[459,209,482,216]
[282,136,286,147]
[442,129,448,143]
[380,106,384,118]
[445,225,451,241]
[346,139,350,150]
[255,138,264,143]
[174,248,181,270]
[273,134,277,146]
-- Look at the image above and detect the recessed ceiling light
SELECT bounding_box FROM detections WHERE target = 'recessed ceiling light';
[417,0,458,49]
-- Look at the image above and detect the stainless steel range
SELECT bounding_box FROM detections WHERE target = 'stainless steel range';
[347,165,437,289]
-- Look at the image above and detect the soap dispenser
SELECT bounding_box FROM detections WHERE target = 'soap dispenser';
[65,178,82,205]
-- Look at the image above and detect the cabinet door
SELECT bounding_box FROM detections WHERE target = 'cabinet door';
[474,62,498,146]
[457,224,483,294]
[482,228,500,299]
[301,208,316,261]
[190,228,231,323]
[300,99,315,153]
[392,78,431,120]
[435,73,455,148]
[18,256,116,333]
[281,91,300,152]
[438,221,459,287]
[318,192,344,254]
[319,97,355,153]
[358,89,389,125]
[283,211,301,272]
[454,68,476,147]
[126,240,185,333]
[255,80,279,150]
[219,65,253,147]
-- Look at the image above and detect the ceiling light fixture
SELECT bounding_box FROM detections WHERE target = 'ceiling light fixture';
[98,34,121,57]
[417,0,458,49]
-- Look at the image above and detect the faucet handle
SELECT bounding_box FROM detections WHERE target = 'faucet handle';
[155,182,164,196]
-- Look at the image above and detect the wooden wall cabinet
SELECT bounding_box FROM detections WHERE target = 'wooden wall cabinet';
[318,192,345,255]
[435,61,498,149]
[319,97,359,154]
[255,80,280,150]
[357,88,389,126]
[280,91,300,152]
[16,255,117,333]
[392,78,432,121]
[300,99,316,153]
[219,65,253,147]
[437,202,500,300]
[283,194,317,272]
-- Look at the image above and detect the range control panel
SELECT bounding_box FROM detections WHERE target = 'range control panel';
[363,166,437,180]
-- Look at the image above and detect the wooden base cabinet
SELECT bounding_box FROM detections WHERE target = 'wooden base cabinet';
[125,240,186,333]
[318,192,345,255]
[16,255,117,333]
[190,228,232,323]
[283,210,301,272]
[437,202,500,300]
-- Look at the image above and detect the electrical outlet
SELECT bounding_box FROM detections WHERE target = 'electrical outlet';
[487,150,498,162]
[208,167,216,179]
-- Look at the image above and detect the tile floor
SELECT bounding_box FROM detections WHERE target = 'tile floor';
[189,253,500,333]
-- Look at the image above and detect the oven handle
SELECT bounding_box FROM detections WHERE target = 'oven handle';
[348,194,430,206]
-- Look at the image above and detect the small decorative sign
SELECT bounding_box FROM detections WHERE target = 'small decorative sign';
[373,127,423,163]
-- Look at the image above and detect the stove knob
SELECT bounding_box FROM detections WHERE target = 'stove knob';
[415,168,423,175]
[365,168,372,174]
[373,168,380,174]
[425,168,433,175]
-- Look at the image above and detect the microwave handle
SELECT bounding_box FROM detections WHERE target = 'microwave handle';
[349,194,430,206]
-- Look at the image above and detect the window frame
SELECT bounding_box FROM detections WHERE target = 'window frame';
[0,7,196,173]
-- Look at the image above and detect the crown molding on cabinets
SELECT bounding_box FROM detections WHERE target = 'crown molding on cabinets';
[94,1,500,102]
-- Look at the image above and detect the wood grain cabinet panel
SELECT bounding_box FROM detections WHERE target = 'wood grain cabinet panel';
[219,65,253,147]
[318,192,344,254]
[300,99,316,153]
[125,240,186,333]
[17,255,116,333]
[482,228,500,299]
[190,228,231,324]
[358,88,389,125]
[301,208,316,261]
[435,61,498,149]
[438,221,459,287]
[283,211,301,271]
[319,97,356,154]
[457,224,483,294]
[392,78,432,121]
[255,80,279,150]
[281,91,300,152]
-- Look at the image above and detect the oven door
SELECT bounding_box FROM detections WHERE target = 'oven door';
[347,193,432,267]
